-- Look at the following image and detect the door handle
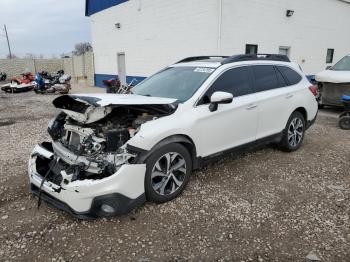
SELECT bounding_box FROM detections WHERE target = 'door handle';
[246,104,257,110]
[286,93,294,99]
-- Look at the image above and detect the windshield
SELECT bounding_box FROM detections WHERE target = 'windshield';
[132,66,215,102]
[331,56,350,71]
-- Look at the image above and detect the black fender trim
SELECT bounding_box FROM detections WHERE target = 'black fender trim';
[127,135,199,169]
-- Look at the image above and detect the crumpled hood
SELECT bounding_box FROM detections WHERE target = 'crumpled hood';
[53,94,178,124]
[55,94,177,107]
[315,70,350,83]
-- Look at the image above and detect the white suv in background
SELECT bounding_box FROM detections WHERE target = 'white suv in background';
[29,54,318,218]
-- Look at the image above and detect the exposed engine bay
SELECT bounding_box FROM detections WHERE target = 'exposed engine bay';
[50,107,156,157]
[35,94,177,186]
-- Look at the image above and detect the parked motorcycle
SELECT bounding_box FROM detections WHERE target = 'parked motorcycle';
[339,95,350,130]
[102,77,138,94]
[0,72,6,81]
[1,72,35,93]
[40,70,65,86]
[34,71,71,94]
[103,77,121,93]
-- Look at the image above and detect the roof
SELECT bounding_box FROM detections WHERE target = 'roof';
[85,0,128,16]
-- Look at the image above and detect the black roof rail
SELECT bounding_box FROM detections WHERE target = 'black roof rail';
[222,54,290,64]
[176,56,229,64]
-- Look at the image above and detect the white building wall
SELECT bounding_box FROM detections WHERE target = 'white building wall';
[220,0,350,74]
[91,0,220,78]
[90,0,350,80]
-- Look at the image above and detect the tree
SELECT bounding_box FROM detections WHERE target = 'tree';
[24,53,37,59]
[7,53,18,59]
[73,42,92,56]
[23,53,45,59]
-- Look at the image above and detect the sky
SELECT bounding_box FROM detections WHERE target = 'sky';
[0,0,91,58]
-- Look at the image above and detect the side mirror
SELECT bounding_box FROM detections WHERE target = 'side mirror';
[326,66,332,70]
[209,91,233,112]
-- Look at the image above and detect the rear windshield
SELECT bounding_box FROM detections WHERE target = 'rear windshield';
[331,56,350,71]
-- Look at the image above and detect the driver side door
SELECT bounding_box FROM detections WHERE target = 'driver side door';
[189,66,259,157]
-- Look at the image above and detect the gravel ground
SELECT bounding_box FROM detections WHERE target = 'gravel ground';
[0,90,349,262]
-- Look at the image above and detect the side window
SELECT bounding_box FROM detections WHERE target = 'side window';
[200,67,253,104]
[274,66,288,87]
[277,66,302,86]
[252,65,279,92]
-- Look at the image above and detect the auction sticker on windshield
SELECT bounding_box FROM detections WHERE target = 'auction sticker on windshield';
[194,68,215,74]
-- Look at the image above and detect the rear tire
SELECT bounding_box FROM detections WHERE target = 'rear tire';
[339,116,350,130]
[144,143,192,203]
[278,111,306,152]
[318,103,324,109]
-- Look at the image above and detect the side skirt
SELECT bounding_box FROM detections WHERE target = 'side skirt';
[195,132,283,169]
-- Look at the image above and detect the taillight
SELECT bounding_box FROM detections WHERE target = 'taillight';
[308,85,317,96]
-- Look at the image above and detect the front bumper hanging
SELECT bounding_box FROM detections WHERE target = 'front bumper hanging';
[28,142,147,219]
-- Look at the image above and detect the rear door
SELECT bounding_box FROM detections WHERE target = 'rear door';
[253,65,295,139]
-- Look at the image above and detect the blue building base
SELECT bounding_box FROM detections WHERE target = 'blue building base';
[94,74,147,88]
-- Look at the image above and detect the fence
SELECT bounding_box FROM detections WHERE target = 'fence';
[0,51,95,86]
[63,52,94,86]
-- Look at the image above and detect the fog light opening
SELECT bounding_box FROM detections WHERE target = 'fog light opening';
[100,204,115,214]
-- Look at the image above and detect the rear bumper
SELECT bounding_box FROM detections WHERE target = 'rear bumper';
[28,143,146,219]
[306,111,318,130]
[318,82,350,107]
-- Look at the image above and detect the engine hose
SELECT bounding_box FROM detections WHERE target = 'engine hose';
[37,156,60,208]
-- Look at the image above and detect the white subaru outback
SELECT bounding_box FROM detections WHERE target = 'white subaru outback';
[28,54,318,218]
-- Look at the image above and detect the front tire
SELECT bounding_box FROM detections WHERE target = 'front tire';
[144,143,192,203]
[279,111,306,152]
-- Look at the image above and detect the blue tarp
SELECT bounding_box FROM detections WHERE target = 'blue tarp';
[86,0,128,16]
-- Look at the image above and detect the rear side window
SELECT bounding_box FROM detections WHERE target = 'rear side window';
[277,66,302,86]
[253,65,280,92]
[274,67,288,87]
[200,67,254,104]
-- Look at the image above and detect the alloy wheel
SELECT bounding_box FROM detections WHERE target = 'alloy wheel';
[151,152,187,196]
[288,117,304,147]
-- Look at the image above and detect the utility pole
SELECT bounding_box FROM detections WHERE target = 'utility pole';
[4,24,12,59]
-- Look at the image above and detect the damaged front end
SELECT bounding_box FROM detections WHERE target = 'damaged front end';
[28,94,177,218]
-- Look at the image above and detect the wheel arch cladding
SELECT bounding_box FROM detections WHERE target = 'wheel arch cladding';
[133,134,198,169]
[153,135,197,163]
[294,107,307,121]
